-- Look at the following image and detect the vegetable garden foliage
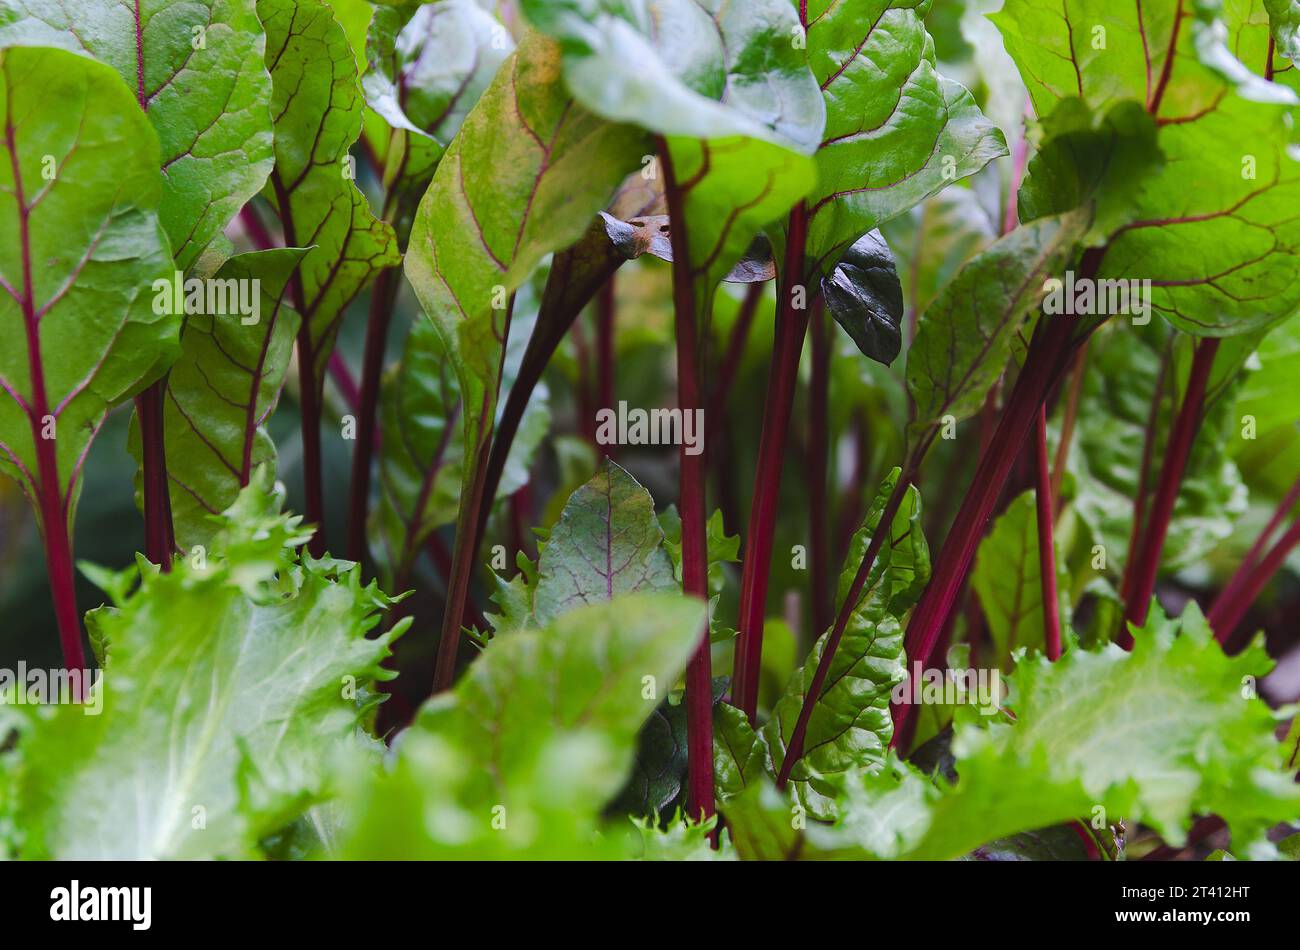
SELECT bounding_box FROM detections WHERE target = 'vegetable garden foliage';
[0,0,1298,862]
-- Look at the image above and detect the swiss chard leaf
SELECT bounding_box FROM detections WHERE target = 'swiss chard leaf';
[0,46,179,534]
[994,0,1300,335]
[1069,324,1247,577]
[259,0,401,383]
[879,186,996,334]
[0,0,276,271]
[801,0,1007,280]
[4,473,405,859]
[488,460,677,632]
[531,460,677,626]
[362,0,513,195]
[819,230,906,366]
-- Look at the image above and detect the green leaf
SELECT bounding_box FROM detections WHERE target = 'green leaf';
[819,230,906,366]
[368,311,549,588]
[0,46,179,534]
[340,593,708,858]
[611,677,728,819]
[260,0,401,383]
[129,248,308,551]
[437,590,705,804]
[994,0,1300,336]
[519,0,824,150]
[486,459,677,634]
[5,472,405,859]
[659,505,741,604]
[821,604,1300,860]
[531,460,678,626]
[0,0,276,271]
[1267,0,1300,60]
[362,0,513,193]
[720,778,805,861]
[905,212,1086,442]
[802,0,1007,279]
[1234,312,1300,498]
[1017,98,1163,243]
[971,490,1072,670]
[624,812,735,860]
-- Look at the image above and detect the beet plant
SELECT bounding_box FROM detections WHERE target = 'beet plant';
[0,0,1298,866]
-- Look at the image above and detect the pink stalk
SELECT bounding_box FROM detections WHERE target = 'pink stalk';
[657,139,714,825]
[136,380,174,568]
[732,204,810,723]
[1120,341,1173,604]
[8,110,87,671]
[1120,338,1220,640]
[1208,516,1300,643]
[328,351,361,415]
[1033,405,1062,660]
[1208,472,1300,634]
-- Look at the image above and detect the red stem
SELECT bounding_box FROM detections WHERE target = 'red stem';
[1033,405,1062,661]
[8,106,87,671]
[1120,338,1220,640]
[1002,97,1032,235]
[431,297,515,692]
[808,296,832,642]
[475,254,622,546]
[1208,517,1300,642]
[136,379,174,569]
[296,328,327,558]
[776,460,917,788]
[658,139,714,825]
[346,266,400,561]
[732,204,809,723]
[1120,340,1173,605]
[1207,472,1300,634]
